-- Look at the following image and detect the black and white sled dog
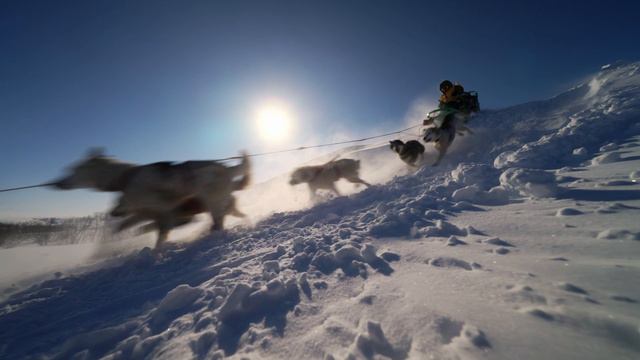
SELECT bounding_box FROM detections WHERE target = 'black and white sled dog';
[53,148,251,250]
[422,116,473,166]
[389,140,426,167]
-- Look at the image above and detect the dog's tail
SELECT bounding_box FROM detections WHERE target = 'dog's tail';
[231,151,251,191]
[232,172,251,191]
[228,151,250,177]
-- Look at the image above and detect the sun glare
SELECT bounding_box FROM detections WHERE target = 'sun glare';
[255,102,293,142]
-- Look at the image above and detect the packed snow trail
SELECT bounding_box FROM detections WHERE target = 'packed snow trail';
[1,62,639,359]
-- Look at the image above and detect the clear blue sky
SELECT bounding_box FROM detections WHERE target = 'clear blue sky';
[1,0,639,219]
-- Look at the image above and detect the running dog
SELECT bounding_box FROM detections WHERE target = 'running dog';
[422,116,473,166]
[53,148,250,249]
[389,139,425,167]
[118,195,246,235]
[289,158,370,201]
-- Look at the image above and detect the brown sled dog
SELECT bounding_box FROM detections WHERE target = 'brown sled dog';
[53,149,250,249]
[289,157,371,201]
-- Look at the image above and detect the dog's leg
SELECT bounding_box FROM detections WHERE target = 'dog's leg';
[433,142,447,166]
[138,215,191,235]
[109,193,137,218]
[199,195,226,232]
[346,177,371,187]
[155,231,168,252]
[227,197,251,226]
[225,196,246,218]
[329,183,341,196]
[308,185,318,203]
[228,205,246,218]
[415,153,425,167]
[154,217,170,252]
[211,214,225,231]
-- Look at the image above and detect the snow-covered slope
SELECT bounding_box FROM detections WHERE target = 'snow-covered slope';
[1,62,640,360]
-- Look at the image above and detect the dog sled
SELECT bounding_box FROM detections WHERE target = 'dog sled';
[423,107,463,128]
[424,90,480,128]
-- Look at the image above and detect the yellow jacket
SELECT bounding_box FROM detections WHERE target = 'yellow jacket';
[439,84,465,105]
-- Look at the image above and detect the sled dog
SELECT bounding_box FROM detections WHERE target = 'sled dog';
[117,194,246,235]
[53,148,250,249]
[289,158,370,200]
[389,139,425,167]
[422,115,473,166]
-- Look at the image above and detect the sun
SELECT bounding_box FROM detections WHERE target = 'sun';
[255,102,293,142]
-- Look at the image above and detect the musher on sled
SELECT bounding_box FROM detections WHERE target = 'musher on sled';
[419,80,480,165]
[423,80,480,128]
[389,80,480,167]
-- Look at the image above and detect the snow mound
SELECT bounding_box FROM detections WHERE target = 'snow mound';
[596,229,640,241]
[499,168,559,198]
[442,323,491,356]
[153,284,204,322]
[420,220,468,238]
[483,237,515,247]
[451,163,500,190]
[556,282,589,295]
[590,152,622,165]
[446,236,467,246]
[493,247,510,255]
[555,207,584,216]
[451,184,511,205]
[428,257,475,270]
[349,320,410,359]
[573,147,588,156]
[504,285,547,304]
[599,143,619,152]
